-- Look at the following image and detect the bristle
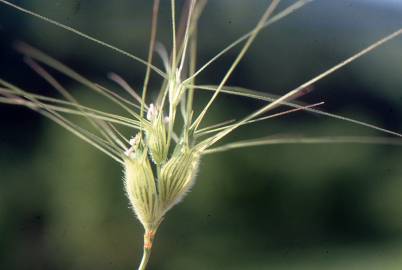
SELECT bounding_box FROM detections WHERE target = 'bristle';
[140,0,160,127]
[190,0,281,132]
[0,0,167,77]
[196,102,325,137]
[108,72,144,106]
[204,136,402,155]
[182,0,315,84]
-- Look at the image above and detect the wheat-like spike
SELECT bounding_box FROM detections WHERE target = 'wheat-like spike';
[2,2,402,270]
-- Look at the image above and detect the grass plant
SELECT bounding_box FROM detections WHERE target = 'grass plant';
[0,0,402,269]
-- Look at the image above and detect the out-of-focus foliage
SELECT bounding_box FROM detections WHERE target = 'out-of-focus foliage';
[0,1,402,269]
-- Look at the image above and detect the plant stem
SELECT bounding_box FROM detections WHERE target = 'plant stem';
[137,229,156,270]
[138,247,152,270]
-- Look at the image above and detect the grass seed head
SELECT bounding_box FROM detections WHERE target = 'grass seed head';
[1,0,402,269]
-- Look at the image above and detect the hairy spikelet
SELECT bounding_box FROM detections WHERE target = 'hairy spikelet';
[159,145,200,212]
[144,104,168,165]
[124,148,161,230]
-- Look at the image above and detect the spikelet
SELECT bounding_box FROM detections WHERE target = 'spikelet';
[144,104,168,165]
[158,144,200,213]
[124,146,162,231]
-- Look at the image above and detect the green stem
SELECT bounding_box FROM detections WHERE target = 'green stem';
[137,229,156,270]
[138,247,152,270]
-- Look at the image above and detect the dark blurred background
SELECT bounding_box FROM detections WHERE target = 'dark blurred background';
[1,0,402,269]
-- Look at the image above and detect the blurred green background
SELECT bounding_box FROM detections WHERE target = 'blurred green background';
[1,0,402,269]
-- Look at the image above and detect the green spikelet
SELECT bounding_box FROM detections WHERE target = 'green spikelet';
[145,104,168,165]
[158,145,200,213]
[124,148,162,231]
